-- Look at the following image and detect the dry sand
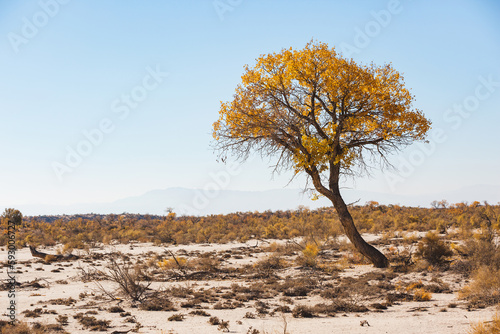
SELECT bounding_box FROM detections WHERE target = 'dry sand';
[1,239,497,334]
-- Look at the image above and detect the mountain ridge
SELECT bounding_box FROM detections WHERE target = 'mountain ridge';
[4,184,499,216]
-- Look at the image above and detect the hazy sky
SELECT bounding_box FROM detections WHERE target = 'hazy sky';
[1,0,499,210]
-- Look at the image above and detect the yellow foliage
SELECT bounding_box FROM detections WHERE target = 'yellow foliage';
[302,243,319,258]
[297,243,320,267]
[405,280,424,292]
[213,40,431,181]
[469,313,500,334]
[412,288,432,301]
[158,257,187,270]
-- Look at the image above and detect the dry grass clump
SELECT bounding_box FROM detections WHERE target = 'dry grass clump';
[291,305,315,318]
[47,297,77,306]
[168,313,185,321]
[56,315,69,326]
[263,241,295,255]
[74,313,111,331]
[191,256,221,272]
[189,310,211,317]
[313,300,369,315]
[0,321,68,334]
[217,320,230,332]
[469,313,500,334]
[253,254,287,276]
[158,257,189,271]
[108,305,125,313]
[139,293,178,311]
[459,266,500,308]
[278,277,318,297]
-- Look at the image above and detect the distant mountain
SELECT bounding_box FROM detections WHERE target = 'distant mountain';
[8,185,500,216]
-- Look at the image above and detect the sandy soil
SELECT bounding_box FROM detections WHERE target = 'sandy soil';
[1,238,497,334]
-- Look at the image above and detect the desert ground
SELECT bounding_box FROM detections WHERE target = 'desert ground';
[1,233,498,334]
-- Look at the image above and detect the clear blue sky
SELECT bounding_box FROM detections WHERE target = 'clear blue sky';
[1,0,499,211]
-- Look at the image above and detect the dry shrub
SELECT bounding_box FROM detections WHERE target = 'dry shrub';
[279,277,317,297]
[345,252,371,265]
[452,232,500,276]
[0,321,31,334]
[158,257,189,270]
[139,293,177,311]
[394,280,432,301]
[254,254,286,276]
[217,320,230,332]
[189,310,211,317]
[47,297,77,306]
[264,242,287,253]
[320,286,346,299]
[292,305,315,318]
[166,285,193,298]
[313,300,369,315]
[168,314,185,321]
[459,266,500,307]
[180,298,201,308]
[97,257,151,301]
[414,232,452,266]
[296,243,319,267]
[74,313,111,331]
[191,257,220,272]
[469,313,500,334]
[0,321,68,334]
[412,288,432,301]
[274,305,292,313]
[56,315,69,326]
[109,306,125,313]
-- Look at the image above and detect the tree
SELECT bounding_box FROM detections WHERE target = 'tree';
[212,41,431,267]
[2,208,23,226]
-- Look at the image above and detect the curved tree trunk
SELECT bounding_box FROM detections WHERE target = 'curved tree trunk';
[307,162,389,268]
[327,190,389,268]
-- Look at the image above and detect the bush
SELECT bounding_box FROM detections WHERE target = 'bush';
[218,320,230,332]
[254,254,286,274]
[0,321,68,334]
[452,232,500,276]
[312,300,369,314]
[412,288,432,301]
[158,257,188,270]
[469,313,500,334]
[139,294,177,311]
[459,266,500,307]
[74,314,110,331]
[296,243,319,267]
[97,257,151,301]
[189,310,211,317]
[414,232,452,265]
[109,306,125,313]
[168,314,185,321]
[292,305,315,318]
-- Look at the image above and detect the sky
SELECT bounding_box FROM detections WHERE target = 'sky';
[1,0,499,214]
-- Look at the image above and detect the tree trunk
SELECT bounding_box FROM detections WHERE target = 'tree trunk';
[307,163,389,268]
[327,190,389,268]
